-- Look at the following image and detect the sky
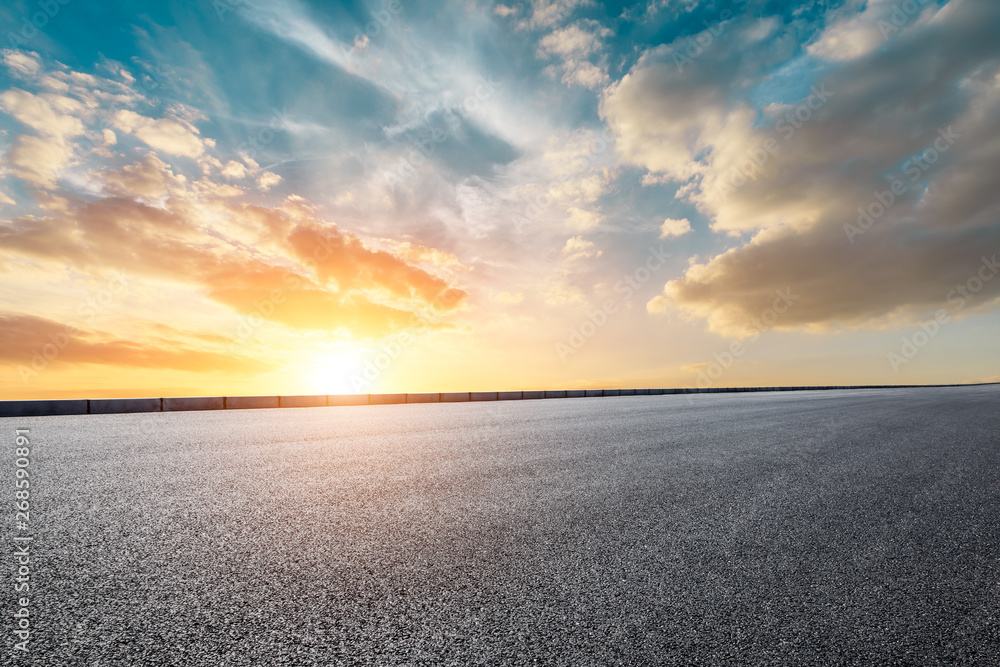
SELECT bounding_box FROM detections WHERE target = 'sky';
[1,0,999,399]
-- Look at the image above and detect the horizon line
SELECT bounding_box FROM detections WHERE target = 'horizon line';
[3,382,998,418]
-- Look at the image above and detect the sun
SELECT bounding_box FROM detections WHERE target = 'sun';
[308,349,366,395]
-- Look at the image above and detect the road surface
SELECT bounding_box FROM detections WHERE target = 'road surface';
[3,385,999,665]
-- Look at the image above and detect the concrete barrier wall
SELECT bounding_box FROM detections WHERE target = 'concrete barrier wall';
[164,397,224,412]
[328,394,369,406]
[370,393,406,405]
[406,393,440,403]
[0,399,89,417]
[279,395,327,408]
[89,398,161,414]
[226,395,279,410]
[1,383,988,418]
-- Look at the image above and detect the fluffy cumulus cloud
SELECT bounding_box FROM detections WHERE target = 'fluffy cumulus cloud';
[565,206,602,232]
[258,171,282,190]
[4,134,75,188]
[520,0,595,29]
[0,52,469,375]
[602,16,794,186]
[0,85,89,187]
[0,88,87,140]
[562,235,601,261]
[605,0,1000,336]
[659,218,691,238]
[99,154,184,198]
[537,20,612,88]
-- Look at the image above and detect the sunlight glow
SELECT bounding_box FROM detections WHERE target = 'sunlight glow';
[308,349,366,395]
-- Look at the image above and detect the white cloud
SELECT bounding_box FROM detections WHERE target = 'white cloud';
[565,206,602,231]
[99,154,184,199]
[629,0,1000,335]
[538,23,604,57]
[112,110,205,159]
[660,217,691,238]
[537,21,611,89]
[562,235,601,261]
[808,14,885,62]
[6,136,73,188]
[221,160,248,179]
[0,89,87,141]
[258,172,282,191]
[1,50,41,77]
[548,173,606,204]
[601,56,726,181]
[240,153,260,171]
[523,0,594,29]
[567,61,608,88]
[807,0,946,62]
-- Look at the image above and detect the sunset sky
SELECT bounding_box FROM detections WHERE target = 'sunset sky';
[1,0,999,399]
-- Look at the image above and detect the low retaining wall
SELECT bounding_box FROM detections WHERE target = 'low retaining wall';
[90,398,161,414]
[0,399,89,417]
[0,383,989,418]
[226,395,279,410]
[405,393,440,404]
[370,393,406,405]
[329,394,369,406]
[279,395,327,408]
[164,397,224,412]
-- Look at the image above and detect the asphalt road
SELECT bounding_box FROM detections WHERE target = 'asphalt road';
[3,386,1000,665]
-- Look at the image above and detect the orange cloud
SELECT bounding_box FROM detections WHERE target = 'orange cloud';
[0,164,467,340]
[0,313,271,378]
[0,50,469,392]
[287,224,465,307]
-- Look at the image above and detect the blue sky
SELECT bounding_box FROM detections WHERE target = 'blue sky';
[1,0,999,397]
